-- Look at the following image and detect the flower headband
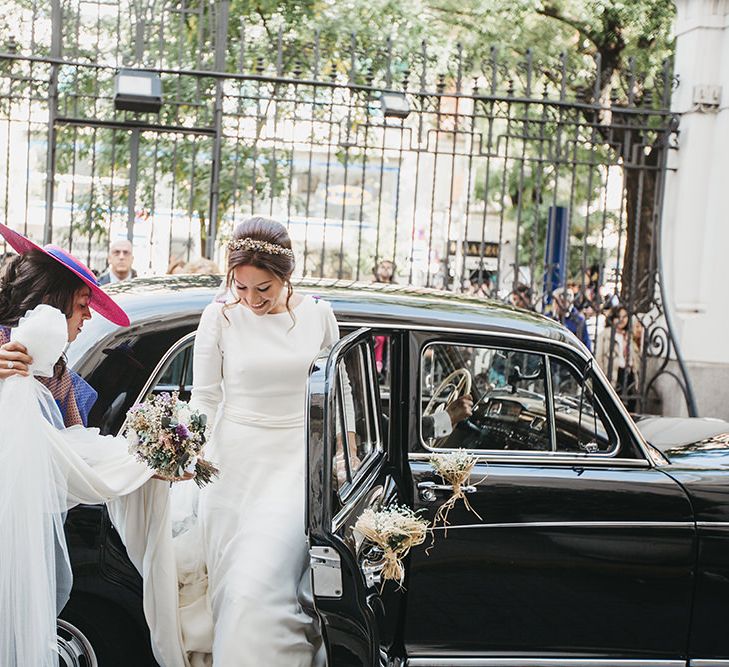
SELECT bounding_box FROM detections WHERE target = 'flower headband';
[227,237,294,259]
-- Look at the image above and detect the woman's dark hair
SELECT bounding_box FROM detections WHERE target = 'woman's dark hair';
[224,217,295,320]
[0,249,85,375]
[608,304,629,329]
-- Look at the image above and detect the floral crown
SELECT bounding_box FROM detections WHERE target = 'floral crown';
[227,237,294,259]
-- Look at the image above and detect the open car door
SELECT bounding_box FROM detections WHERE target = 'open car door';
[307,328,408,667]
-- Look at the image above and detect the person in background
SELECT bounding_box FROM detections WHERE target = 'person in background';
[98,239,136,285]
[596,304,643,411]
[550,286,592,352]
[167,256,187,275]
[182,257,220,275]
[373,259,396,284]
[468,268,493,297]
[509,282,534,311]
[372,259,396,381]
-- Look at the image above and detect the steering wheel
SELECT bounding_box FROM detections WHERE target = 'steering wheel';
[424,368,473,416]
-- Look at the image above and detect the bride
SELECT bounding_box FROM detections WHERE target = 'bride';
[178,216,357,666]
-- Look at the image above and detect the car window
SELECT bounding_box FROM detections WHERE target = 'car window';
[549,358,617,454]
[332,341,382,498]
[153,342,194,399]
[419,341,619,456]
[420,342,550,452]
[84,324,197,435]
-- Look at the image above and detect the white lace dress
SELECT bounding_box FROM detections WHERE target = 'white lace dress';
[187,294,338,666]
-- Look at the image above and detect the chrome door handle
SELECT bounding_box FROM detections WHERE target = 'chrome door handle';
[417,480,477,493]
[362,558,385,588]
[417,480,476,502]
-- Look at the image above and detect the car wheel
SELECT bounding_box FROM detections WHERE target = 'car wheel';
[57,618,98,667]
[60,597,157,667]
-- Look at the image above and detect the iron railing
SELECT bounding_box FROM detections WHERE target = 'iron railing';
[0,0,695,415]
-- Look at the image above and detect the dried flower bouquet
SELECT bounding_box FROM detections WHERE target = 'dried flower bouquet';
[353,505,429,588]
[429,448,486,530]
[124,391,219,488]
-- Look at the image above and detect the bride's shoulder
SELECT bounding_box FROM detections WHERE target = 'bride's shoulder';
[308,294,333,312]
[198,299,229,331]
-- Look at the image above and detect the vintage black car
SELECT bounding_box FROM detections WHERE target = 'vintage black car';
[57,276,729,667]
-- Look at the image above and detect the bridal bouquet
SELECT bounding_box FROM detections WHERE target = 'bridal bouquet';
[124,392,219,488]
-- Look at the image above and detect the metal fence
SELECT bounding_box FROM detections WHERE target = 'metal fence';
[0,0,695,415]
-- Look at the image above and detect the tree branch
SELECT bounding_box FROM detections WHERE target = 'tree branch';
[536,2,599,48]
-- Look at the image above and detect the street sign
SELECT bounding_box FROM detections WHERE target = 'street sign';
[448,240,499,258]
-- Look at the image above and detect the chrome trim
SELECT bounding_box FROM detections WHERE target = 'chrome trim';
[343,319,655,465]
[343,320,590,360]
[117,331,197,436]
[690,661,729,666]
[408,452,650,468]
[332,454,386,532]
[406,659,685,667]
[428,520,694,531]
[696,522,729,529]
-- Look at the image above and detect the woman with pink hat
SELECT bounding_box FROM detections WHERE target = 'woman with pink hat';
[0,224,186,667]
[0,223,129,423]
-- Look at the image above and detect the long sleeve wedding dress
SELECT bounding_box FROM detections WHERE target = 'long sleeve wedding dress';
[185,293,339,666]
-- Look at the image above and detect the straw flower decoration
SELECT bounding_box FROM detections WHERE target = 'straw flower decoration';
[353,505,429,589]
[429,448,487,531]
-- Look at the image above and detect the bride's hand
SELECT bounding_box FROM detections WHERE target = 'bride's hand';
[152,470,196,482]
[0,341,32,379]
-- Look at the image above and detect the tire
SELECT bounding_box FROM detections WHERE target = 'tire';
[60,599,157,667]
[57,619,98,667]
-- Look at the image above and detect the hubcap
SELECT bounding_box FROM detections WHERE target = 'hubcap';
[57,619,98,667]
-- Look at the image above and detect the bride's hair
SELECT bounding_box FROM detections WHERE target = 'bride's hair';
[0,249,85,375]
[224,217,295,321]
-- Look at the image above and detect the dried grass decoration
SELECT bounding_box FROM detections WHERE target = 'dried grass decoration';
[353,505,429,588]
[429,449,487,531]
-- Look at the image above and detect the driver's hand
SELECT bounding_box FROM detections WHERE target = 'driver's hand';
[446,395,473,426]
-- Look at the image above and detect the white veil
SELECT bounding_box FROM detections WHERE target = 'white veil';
[0,305,70,667]
[0,304,213,667]
[0,305,158,667]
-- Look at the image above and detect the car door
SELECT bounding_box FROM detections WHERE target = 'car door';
[404,331,696,664]
[307,327,408,667]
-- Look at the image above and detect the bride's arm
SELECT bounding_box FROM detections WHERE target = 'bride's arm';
[189,301,225,428]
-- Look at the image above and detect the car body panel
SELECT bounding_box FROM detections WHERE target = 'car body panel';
[57,276,729,666]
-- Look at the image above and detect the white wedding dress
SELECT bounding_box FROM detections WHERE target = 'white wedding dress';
[184,293,339,666]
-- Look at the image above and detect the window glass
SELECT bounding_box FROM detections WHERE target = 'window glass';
[373,333,392,422]
[332,342,381,497]
[421,343,550,452]
[84,325,196,435]
[155,344,193,395]
[549,358,616,454]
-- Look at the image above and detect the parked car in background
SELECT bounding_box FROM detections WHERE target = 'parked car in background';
[58,276,729,667]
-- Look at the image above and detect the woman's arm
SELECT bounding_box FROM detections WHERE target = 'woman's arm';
[189,302,225,427]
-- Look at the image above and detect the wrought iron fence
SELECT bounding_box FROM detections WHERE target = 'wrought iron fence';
[0,0,695,415]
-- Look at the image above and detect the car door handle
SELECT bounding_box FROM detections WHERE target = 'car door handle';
[417,480,477,493]
[360,550,386,588]
[417,480,477,502]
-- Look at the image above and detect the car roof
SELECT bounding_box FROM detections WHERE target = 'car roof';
[70,275,586,365]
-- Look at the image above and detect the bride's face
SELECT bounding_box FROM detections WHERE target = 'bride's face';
[66,287,92,341]
[232,264,287,316]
